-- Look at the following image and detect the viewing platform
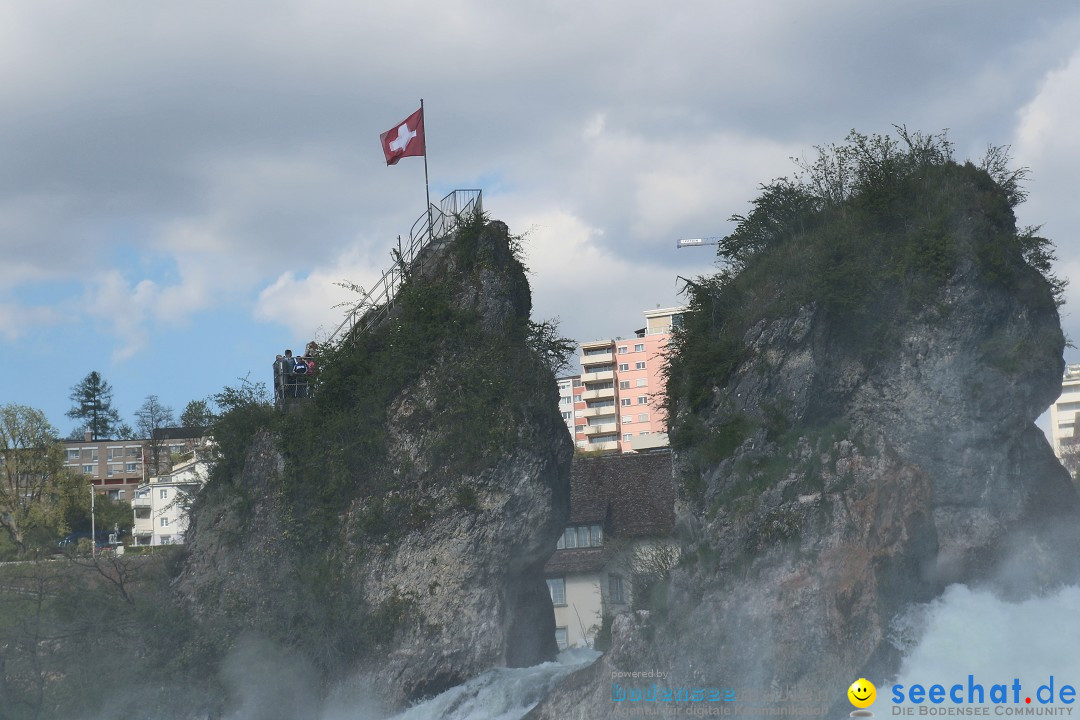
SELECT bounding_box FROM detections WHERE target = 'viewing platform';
[274,189,482,411]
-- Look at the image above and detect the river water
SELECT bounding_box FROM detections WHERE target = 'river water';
[378,584,1080,719]
[214,585,1079,720]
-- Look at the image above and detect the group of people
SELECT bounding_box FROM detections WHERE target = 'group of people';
[274,342,320,402]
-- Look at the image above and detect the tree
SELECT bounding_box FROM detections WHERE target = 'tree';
[66,371,122,440]
[135,395,176,475]
[526,318,577,376]
[180,399,215,432]
[0,405,85,558]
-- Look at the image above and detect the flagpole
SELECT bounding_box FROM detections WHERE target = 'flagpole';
[421,98,434,240]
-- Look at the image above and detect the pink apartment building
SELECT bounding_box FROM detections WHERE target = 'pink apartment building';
[572,306,685,453]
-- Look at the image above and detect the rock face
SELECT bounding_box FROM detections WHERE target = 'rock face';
[530,156,1078,718]
[177,217,571,714]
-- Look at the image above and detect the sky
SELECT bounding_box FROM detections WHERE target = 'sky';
[4,0,1080,436]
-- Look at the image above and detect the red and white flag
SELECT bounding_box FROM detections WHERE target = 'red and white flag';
[380,107,425,165]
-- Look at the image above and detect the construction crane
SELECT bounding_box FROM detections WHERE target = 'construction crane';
[675,236,722,249]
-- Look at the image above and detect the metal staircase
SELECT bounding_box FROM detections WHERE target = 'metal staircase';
[326,189,482,345]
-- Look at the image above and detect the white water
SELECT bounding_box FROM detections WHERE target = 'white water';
[208,585,1080,720]
[369,584,1080,719]
[890,584,1080,698]
[383,648,601,720]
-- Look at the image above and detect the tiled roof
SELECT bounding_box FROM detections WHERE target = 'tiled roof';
[543,451,675,577]
[567,450,675,538]
[544,547,610,575]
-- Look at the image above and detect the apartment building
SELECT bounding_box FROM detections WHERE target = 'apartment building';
[1050,364,1080,459]
[61,427,212,504]
[572,306,685,453]
[61,432,146,503]
[557,375,578,438]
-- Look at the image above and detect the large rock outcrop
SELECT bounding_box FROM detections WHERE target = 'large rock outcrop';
[177,216,571,714]
[531,145,1079,718]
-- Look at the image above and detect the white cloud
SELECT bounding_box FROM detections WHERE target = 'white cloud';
[0,302,60,341]
[1012,48,1080,355]
[254,243,387,342]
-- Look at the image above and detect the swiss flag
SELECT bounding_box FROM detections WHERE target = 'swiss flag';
[380,107,425,165]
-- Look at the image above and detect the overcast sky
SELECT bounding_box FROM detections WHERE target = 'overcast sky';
[4,0,1080,435]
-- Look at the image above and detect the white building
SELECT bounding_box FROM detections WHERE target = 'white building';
[132,457,208,546]
[544,451,675,649]
[1050,364,1080,457]
[557,375,578,439]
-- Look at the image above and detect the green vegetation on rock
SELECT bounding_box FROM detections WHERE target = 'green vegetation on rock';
[666,128,1064,424]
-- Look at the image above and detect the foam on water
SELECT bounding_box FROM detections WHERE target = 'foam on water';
[891,584,1080,698]
[382,648,601,720]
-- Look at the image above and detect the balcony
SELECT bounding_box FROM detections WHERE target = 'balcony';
[586,440,619,451]
[132,496,151,509]
[580,351,614,365]
[583,423,618,436]
[581,370,614,383]
[580,388,615,401]
[578,406,617,419]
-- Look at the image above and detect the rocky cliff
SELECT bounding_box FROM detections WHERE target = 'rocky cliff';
[176,215,572,714]
[530,133,1079,718]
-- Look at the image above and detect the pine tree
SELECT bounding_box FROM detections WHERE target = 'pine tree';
[66,371,122,441]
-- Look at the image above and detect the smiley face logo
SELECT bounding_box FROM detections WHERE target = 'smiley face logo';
[848,678,876,709]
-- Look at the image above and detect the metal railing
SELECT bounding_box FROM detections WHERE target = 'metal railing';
[326,189,483,345]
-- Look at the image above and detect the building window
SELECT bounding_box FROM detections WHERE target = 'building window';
[126,463,139,472]
[617,346,628,354]
[618,363,629,372]
[672,314,684,329]
[635,362,646,370]
[634,343,645,352]
[82,465,94,474]
[636,378,647,387]
[637,397,648,404]
[555,627,569,650]
[160,489,168,499]
[621,399,632,407]
[623,434,632,442]
[572,379,582,387]
[638,413,650,422]
[547,578,566,606]
[561,411,572,421]
[160,517,169,527]
[560,396,572,405]
[557,525,603,549]
[66,449,80,461]
[619,381,630,390]
[159,536,171,545]
[575,425,585,433]
[623,416,632,423]
[639,431,651,436]
[609,574,626,604]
